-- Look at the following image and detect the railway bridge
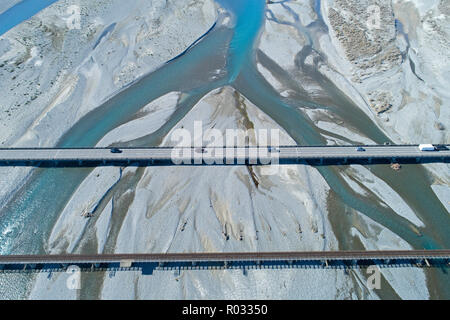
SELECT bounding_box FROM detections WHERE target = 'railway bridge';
[0,250,449,275]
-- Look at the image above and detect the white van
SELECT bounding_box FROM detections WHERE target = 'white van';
[418,144,436,151]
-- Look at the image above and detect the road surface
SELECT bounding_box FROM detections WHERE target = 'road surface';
[0,145,448,166]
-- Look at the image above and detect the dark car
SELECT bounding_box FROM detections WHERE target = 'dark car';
[434,145,449,151]
[195,147,207,153]
[356,147,365,152]
[110,147,123,154]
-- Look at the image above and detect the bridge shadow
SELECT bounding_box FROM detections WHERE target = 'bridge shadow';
[0,259,448,275]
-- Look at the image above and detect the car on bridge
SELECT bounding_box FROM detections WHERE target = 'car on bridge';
[195,147,207,153]
[434,145,449,151]
[268,146,280,153]
[110,147,123,154]
[356,147,365,152]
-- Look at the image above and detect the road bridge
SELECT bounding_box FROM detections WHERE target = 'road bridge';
[0,145,449,166]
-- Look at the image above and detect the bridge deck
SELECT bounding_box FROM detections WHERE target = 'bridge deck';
[0,145,449,166]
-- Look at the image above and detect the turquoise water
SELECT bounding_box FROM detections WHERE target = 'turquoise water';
[215,0,265,81]
[0,0,58,36]
[59,0,266,147]
[314,0,323,21]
